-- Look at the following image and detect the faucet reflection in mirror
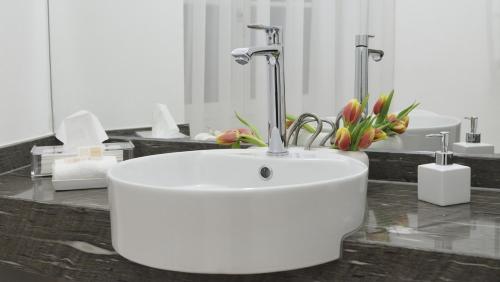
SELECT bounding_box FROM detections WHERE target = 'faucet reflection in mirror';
[355,34,384,115]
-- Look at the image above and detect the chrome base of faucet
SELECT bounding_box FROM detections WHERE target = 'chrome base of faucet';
[266,150,289,157]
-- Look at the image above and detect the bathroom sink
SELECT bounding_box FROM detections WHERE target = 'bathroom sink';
[400,109,461,151]
[107,148,368,274]
[368,110,461,152]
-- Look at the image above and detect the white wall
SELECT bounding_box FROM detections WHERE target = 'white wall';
[49,0,185,130]
[0,0,53,146]
[391,0,500,148]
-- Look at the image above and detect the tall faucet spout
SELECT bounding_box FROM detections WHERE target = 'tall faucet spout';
[231,25,287,156]
[354,35,384,114]
[231,46,282,65]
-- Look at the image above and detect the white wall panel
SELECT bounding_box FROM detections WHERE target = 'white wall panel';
[49,0,185,130]
[0,0,53,146]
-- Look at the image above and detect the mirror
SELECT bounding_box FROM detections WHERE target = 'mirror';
[45,0,500,156]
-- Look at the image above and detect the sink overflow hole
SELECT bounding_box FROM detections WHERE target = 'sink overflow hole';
[259,166,273,180]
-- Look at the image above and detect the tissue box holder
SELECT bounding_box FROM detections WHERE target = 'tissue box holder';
[31,141,134,178]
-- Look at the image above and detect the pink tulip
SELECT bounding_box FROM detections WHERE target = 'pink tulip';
[216,129,240,145]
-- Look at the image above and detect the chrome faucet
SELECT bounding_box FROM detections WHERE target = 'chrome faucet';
[354,35,384,114]
[231,25,287,156]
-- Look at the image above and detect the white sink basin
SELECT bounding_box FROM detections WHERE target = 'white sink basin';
[400,109,461,151]
[108,148,368,274]
[355,110,461,152]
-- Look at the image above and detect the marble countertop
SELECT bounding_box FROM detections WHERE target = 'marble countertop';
[1,166,500,262]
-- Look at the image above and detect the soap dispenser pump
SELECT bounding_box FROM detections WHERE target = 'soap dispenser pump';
[418,131,471,206]
[453,116,494,154]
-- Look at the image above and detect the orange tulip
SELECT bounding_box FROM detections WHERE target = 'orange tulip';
[373,95,388,115]
[387,113,409,134]
[387,113,398,123]
[342,99,362,125]
[335,127,351,151]
[401,116,410,128]
[373,128,388,142]
[358,127,375,149]
[391,120,407,134]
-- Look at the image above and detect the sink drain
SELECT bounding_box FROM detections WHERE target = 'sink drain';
[259,166,273,180]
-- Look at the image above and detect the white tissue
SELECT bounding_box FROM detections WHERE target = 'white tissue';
[193,133,217,142]
[192,129,221,142]
[151,104,186,139]
[52,156,117,181]
[55,110,108,151]
[52,156,118,190]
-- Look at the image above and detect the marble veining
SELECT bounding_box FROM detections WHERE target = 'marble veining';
[367,151,500,188]
[0,170,499,280]
[351,181,500,260]
[2,167,500,262]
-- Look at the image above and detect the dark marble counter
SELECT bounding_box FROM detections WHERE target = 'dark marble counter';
[1,166,500,281]
[0,166,109,210]
[355,181,500,260]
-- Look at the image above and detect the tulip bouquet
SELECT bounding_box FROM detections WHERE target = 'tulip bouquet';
[372,90,419,136]
[215,91,418,151]
[333,90,419,151]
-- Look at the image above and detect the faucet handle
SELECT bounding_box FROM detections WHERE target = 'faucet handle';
[248,24,282,44]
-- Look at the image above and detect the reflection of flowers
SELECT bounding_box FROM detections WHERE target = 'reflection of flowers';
[286,114,315,133]
[373,128,388,142]
[388,114,408,134]
[215,113,266,148]
[332,90,419,151]
[372,90,419,137]
[217,90,418,151]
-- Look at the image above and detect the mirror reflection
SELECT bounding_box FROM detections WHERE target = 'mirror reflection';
[5,0,500,156]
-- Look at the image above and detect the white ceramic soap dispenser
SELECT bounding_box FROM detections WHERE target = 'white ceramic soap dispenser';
[418,132,471,206]
[453,116,494,154]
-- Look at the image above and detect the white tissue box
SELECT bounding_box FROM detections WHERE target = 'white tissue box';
[31,141,134,177]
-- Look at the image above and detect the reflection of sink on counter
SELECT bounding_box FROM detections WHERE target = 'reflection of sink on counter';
[369,110,461,152]
[298,110,460,152]
[108,147,368,274]
[401,110,461,151]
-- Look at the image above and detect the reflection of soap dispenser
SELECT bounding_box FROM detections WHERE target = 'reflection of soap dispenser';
[418,132,471,206]
[453,117,494,154]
